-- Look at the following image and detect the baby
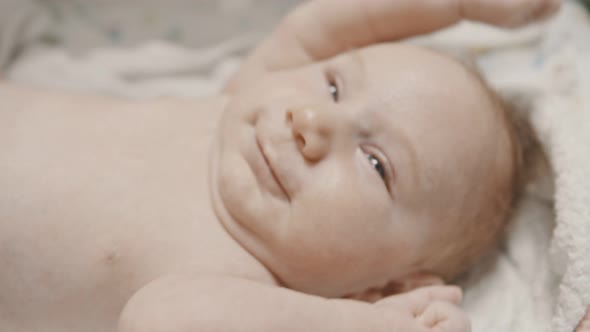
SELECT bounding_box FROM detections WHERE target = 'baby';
[0,0,560,331]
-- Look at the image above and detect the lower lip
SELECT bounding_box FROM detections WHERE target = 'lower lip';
[254,138,289,200]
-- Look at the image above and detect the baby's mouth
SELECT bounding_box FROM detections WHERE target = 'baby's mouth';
[255,136,290,201]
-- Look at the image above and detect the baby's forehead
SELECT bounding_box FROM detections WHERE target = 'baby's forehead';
[349,44,491,123]
[357,43,479,95]
[326,43,505,149]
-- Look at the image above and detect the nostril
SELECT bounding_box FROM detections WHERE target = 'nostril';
[294,133,306,150]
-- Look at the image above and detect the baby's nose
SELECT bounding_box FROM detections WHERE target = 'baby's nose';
[286,106,333,161]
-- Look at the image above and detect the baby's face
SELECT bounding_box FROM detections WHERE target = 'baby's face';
[211,43,511,297]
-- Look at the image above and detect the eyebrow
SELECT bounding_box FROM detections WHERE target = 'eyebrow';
[385,120,420,192]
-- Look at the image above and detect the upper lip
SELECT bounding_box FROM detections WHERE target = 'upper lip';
[256,137,290,201]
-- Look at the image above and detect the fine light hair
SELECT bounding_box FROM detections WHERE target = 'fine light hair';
[422,48,544,281]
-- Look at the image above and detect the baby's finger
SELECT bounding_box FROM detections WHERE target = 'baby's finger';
[418,301,471,332]
[409,285,463,305]
[377,286,462,315]
[408,286,463,316]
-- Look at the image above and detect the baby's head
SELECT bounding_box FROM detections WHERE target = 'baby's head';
[211,43,521,297]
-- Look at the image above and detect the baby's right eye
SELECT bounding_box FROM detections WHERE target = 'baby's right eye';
[326,74,340,102]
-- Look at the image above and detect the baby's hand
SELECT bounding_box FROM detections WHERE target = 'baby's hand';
[374,285,470,332]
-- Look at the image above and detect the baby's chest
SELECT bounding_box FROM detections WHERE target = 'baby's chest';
[0,178,271,321]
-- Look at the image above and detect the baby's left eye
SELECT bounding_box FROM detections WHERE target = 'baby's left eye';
[366,153,387,183]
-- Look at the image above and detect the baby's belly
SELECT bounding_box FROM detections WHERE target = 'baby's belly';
[0,195,159,329]
[0,93,219,328]
[0,173,211,327]
[0,183,256,332]
[0,164,216,330]
[0,187,244,331]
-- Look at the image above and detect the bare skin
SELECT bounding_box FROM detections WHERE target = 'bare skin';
[0,0,560,331]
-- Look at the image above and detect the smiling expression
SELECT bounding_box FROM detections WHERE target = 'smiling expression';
[210,43,513,297]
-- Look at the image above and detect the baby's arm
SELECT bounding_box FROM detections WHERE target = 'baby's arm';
[118,274,468,332]
[226,0,560,91]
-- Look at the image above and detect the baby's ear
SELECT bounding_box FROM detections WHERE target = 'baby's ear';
[382,272,445,295]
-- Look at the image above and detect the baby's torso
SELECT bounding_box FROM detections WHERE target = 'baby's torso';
[0,88,272,331]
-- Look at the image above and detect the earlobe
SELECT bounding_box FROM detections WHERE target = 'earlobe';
[383,272,445,295]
